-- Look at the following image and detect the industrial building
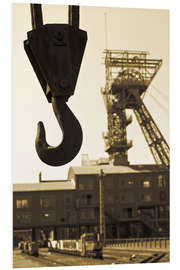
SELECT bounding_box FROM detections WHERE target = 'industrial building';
[13,157,169,245]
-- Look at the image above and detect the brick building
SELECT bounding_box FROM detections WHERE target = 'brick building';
[13,162,169,245]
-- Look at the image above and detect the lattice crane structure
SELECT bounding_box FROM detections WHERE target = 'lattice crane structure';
[101,50,169,168]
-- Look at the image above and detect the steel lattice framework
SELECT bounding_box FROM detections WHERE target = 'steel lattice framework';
[102,49,169,168]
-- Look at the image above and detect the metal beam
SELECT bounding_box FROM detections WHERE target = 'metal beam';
[68,5,79,28]
[30,4,43,30]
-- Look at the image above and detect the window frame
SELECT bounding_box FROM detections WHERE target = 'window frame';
[16,212,32,224]
[40,195,56,209]
[64,195,72,206]
[16,197,32,209]
[40,210,56,223]
[141,193,151,201]
[158,175,167,188]
[142,180,151,188]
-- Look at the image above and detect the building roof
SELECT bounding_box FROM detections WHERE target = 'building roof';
[13,180,75,192]
[13,164,168,192]
[68,164,168,177]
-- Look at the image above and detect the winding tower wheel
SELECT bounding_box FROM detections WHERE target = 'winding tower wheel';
[101,50,169,168]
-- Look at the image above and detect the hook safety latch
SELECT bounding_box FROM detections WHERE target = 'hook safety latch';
[24,4,87,166]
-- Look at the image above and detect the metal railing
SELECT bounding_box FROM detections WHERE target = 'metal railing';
[104,237,169,250]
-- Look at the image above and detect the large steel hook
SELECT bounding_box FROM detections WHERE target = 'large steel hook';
[36,97,82,166]
[24,4,87,166]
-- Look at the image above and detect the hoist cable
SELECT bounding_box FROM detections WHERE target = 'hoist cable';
[151,84,169,101]
[146,91,169,114]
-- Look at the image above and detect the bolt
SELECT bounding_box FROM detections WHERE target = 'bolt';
[60,79,69,89]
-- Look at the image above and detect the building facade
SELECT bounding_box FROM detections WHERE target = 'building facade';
[13,164,169,245]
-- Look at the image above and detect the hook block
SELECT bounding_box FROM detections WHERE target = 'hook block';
[24,24,87,102]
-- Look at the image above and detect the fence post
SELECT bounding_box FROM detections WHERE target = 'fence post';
[150,239,152,248]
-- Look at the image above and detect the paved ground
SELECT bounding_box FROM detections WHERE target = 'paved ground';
[13,247,169,268]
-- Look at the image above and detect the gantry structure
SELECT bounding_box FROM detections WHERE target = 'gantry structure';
[101,50,169,168]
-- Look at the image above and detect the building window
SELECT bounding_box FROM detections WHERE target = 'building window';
[86,194,94,205]
[76,195,95,207]
[79,210,86,219]
[79,184,85,190]
[127,208,133,218]
[141,194,151,201]
[40,196,55,208]
[159,206,164,212]
[16,199,31,209]
[122,208,128,218]
[158,205,169,218]
[65,210,76,221]
[79,183,94,190]
[128,180,134,185]
[16,212,32,224]
[40,211,56,223]
[105,195,114,204]
[64,196,72,205]
[79,209,95,220]
[158,175,167,188]
[88,184,94,190]
[105,181,113,189]
[138,207,155,218]
[107,207,114,214]
[142,180,151,188]
[160,191,167,201]
[65,211,71,220]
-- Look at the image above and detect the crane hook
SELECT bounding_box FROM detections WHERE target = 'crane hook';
[35,97,82,166]
[24,4,87,166]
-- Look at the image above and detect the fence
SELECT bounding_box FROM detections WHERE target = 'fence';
[105,238,169,250]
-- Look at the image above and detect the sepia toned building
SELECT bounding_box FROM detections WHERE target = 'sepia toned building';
[13,158,169,245]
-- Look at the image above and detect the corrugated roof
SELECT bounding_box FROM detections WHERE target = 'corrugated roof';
[13,181,75,192]
[69,164,167,176]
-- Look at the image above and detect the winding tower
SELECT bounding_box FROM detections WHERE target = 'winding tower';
[101,50,169,168]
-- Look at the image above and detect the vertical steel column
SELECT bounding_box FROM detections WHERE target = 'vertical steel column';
[99,169,106,243]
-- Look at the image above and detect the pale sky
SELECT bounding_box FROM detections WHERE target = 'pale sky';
[12,3,169,183]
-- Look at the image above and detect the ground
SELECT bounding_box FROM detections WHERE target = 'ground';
[13,246,169,268]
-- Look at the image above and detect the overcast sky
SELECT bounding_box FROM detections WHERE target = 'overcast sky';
[12,3,169,183]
